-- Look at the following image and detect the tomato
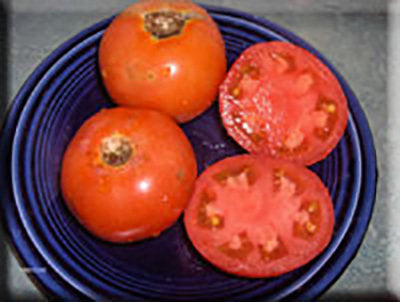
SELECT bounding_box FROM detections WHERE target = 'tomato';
[184,155,334,278]
[99,0,227,123]
[61,107,197,243]
[219,41,349,165]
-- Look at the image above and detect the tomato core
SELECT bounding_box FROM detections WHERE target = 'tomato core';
[100,134,133,167]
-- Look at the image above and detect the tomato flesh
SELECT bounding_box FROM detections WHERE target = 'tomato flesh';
[219,41,348,165]
[184,155,334,278]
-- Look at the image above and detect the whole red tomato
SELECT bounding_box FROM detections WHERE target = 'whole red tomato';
[61,107,197,243]
[99,0,227,123]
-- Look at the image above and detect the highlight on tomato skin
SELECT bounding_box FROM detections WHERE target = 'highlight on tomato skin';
[60,107,198,243]
[219,41,349,165]
[99,0,227,123]
[184,154,335,278]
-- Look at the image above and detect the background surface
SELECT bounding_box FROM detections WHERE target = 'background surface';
[0,0,395,301]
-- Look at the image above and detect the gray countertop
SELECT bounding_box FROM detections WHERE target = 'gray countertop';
[0,0,396,300]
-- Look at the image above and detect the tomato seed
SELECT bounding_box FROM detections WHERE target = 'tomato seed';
[305,221,317,234]
[314,126,332,140]
[210,215,224,228]
[258,236,287,261]
[242,65,260,79]
[325,103,336,113]
[307,201,318,213]
[231,87,241,98]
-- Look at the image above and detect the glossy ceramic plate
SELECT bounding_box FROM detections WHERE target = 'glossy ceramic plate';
[0,5,377,301]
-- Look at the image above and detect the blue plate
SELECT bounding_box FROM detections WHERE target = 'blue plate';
[0,5,377,301]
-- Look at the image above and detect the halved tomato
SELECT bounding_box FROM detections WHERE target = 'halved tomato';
[184,155,334,278]
[219,41,349,165]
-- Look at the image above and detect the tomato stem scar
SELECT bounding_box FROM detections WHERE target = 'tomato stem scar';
[144,10,201,39]
[100,134,133,167]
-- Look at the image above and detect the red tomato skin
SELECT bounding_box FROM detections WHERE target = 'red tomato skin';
[99,0,227,123]
[184,154,334,278]
[219,41,349,165]
[61,107,197,243]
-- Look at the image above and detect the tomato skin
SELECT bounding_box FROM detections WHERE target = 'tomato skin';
[184,155,334,278]
[219,41,349,165]
[99,0,227,123]
[61,107,197,243]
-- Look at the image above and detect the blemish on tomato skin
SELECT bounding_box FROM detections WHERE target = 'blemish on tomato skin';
[126,65,134,80]
[184,185,192,194]
[162,66,171,77]
[146,71,156,81]
[162,63,178,78]
[98,176,111,194]
[176,169,185,181]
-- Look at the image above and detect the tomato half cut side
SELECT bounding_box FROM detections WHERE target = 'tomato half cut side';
[184,155,334,278]
[219,41,349,165]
